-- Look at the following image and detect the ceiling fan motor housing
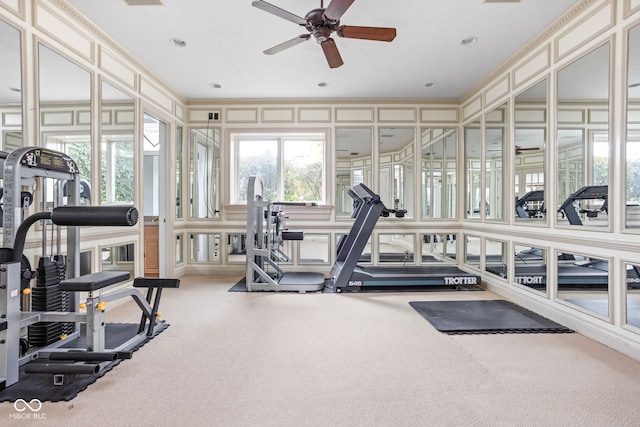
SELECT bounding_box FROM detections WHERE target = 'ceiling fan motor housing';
[305,8,339,43]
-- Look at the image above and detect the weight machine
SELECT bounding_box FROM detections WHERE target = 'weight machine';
[245,176,325,293]
[0,147,178,391]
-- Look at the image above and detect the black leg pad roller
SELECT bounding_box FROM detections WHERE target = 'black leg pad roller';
[50,205,138,227]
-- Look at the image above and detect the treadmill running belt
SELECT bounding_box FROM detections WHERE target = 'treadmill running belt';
[409,300,573,334]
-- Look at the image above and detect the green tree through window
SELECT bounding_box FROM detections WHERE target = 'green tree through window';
[234,133,325,203]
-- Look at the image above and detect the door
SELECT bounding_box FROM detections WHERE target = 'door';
[143,113,166,277]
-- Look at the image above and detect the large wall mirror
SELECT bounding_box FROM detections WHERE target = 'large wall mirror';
[378,127,414,217]
[514,79,547,222]
[464,118,482,219]
[39,44,92,203]
[420,128,457,219]
[189,127,220,218]
[175,126,183,219]
[627,24,640,229]
[335,127,372,219]
[0,19,22,152]
[556,250,609,320]
[485,102,508,221]
[513,244,547,294]
[101,80,134,205]
[556,42,610,227]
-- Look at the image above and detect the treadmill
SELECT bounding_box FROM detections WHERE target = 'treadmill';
[504,185,637,290]
[329,183,481,292]
[515,190,545,218]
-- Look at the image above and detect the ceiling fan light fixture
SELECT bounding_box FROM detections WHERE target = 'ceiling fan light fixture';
[461,36,478,46]
[170,38,186,47]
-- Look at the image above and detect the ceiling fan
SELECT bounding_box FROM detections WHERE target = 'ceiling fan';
[515,145,541,155]
[488,145,542,155]
[251,0,397,68]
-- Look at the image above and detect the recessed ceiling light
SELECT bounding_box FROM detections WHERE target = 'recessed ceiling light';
[125,0,163,5]
[461,36,478,46]
[424,82,437,88]
[209,83,222,89]
[318,82,328,87]
[170,38,186,47]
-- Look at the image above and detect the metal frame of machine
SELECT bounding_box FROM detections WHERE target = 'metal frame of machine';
[0,147,178,390]
[245,176,325,293]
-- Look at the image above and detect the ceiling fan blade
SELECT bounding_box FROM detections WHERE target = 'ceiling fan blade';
[321,38,344,68]
[263,34,311,55]
[251,1,307,26]
[337,25,397,42]
[324,0,356,22]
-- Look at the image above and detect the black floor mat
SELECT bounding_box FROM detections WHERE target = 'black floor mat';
[0,322,168,402]
[409,300,573,334]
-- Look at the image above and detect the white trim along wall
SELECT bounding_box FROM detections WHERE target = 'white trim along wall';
[2,0,640,360]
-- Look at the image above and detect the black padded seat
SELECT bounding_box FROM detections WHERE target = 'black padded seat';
[133,278,180,288]
[59,271,130,292]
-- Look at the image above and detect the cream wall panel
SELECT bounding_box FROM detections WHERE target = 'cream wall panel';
[262,108,294,123]
[175,104,184,122]
[226,108,258,123]
[625,0,640,17]
[430,129,444,139]
[558,109,585,123]
[484,76,510,107]
[34,2,94,62]
[77,110,90,125]
[378,108,416,122]
[555,1,613,61]
[101,111,111,125]
[115,110,134,125]
[99,48,136,91]
[588,109,609,124]
[336,107,373,122]
[515,109,546,123]
[513,47,550,89]
[420,108,458,123]
[380,154,392,164]
[42,111,73,126]
[298,107,331,122]
[486,108,505,123]
[188,109,221,123]
[3,112,21,126]
[0,0,23,17]
[140,78,173,114]
[463,96,482,121]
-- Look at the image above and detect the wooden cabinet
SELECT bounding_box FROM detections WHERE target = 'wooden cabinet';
[144,225,159,277]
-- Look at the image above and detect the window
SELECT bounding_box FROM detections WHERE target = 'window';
[231,131,326,203]
[101,135,134,204]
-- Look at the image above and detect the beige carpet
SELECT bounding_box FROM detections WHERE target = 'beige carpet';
[2,275,640,426]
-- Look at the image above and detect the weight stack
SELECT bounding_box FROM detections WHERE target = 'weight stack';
[53,255,73,336]
[28,257,68,346]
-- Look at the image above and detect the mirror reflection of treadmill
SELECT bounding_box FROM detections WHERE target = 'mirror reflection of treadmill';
[515,190,545,218]
[511,185,635,291]
[329,183,480,292]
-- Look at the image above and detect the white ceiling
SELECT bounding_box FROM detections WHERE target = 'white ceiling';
[65,0,581,101]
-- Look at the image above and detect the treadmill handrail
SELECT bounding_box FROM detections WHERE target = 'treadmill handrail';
[558,185,608,212]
